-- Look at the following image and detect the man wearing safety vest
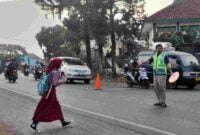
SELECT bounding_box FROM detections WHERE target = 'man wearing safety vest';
[142,44,172,108]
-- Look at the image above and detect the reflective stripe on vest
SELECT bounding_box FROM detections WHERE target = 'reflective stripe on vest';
[153,52,167,75]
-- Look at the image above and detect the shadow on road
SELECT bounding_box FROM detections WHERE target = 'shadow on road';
[32,126,74,135]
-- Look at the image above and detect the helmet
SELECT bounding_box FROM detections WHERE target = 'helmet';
[130,59,134,64]
[124,63,128,67]
[11,58,16,62]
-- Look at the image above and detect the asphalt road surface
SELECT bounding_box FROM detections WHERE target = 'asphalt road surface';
[0,86,144,135]
[0,73,200,135]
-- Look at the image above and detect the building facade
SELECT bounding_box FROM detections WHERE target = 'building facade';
[142,0,200,46]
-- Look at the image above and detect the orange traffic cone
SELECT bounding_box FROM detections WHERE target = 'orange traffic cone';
[94,73,102,90]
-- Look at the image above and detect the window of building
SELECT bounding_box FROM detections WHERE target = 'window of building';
[157,26,176,33]
[180,25,200,32]
[180,25,200,43]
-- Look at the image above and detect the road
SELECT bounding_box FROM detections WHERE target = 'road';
[0,86,143,135]
[0,72,200,135]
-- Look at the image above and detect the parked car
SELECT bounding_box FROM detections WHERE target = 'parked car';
[136,50,200,89]
[59,57,91,84]
[195,52,200,63]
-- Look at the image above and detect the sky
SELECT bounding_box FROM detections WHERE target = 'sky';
[0,0,174,58]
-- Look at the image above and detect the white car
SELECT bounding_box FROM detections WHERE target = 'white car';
[60,57,91,84]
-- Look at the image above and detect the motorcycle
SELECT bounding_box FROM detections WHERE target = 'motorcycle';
[34,68,43,80]
[8,69,18,83]
[24,67,29,76]
[125,66,150,89]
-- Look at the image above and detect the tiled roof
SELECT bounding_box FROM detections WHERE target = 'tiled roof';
[147,0,200,21]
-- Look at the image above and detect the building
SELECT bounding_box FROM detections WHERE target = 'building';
[142,0,200,47]
[0,45,9,55]
[20,53,43,67]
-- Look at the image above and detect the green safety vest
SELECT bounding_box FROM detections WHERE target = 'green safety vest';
[153,52,167,75]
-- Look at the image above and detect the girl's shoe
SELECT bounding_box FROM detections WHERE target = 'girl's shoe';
[154,102,162,106]
[61,120,72,127]
[160,103,167,108]
[30,123,38,132]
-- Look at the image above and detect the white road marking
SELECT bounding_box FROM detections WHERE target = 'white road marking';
[0,85,177,135]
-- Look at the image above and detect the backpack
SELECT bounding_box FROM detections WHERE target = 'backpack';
[37,73,50,96]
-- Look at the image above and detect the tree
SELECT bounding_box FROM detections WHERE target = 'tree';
[104,0,145,77]
[172,32,184,50]
[63,14,82,57]
[35,25,66,59]
[35,0,93,69]
[34,0,145,77]
[89,0,109,74]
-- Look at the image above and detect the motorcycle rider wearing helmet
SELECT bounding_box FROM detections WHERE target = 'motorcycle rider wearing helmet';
[35,61,42,71]
[23,63,30,74]
[34,61,43,77]
[24,63,29,69]
[7,58,18,75]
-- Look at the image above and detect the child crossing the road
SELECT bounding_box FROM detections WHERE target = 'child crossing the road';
[30,57,72,132]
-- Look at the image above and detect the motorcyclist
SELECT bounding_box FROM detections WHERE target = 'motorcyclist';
[129,59,139,80]
[6,58,18,80]
[40,62,45,71]
[7,58,18,74]
[23,63,29,74]
[35,61,42,72]
[4,60,11,78]
[34,61,43,79]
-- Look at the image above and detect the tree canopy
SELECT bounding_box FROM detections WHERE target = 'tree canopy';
[35,25,66,59]
[35,0,145,76]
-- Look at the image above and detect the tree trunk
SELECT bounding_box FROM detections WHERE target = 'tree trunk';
[111,31,117,78]
[75,41,80,57]
[83,0,92,70]
[110,5,117,78]
[85,27,92,70]
[98,44,104,74]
